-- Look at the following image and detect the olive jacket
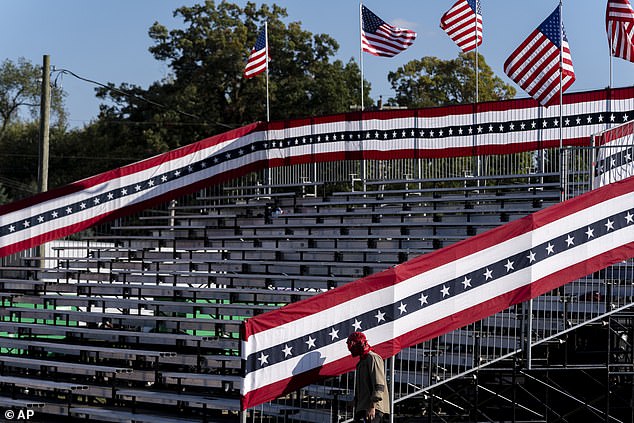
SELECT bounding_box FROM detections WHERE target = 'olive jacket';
[353,350,390,415]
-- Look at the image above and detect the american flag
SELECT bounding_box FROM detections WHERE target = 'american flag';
[440,0,483,53]
[504,7,575,107]
[607,0,634,63]
[361,5,416,57]
[241,175,634,409]
[244,26,268,79]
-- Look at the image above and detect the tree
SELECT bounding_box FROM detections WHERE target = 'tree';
[0,57,67,137]
[387,52,515,108]
[0,59,68,200]
[94,1,370,156]
[0,182,9,205]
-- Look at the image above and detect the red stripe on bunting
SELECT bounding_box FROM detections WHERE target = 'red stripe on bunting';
[597,121,634,145]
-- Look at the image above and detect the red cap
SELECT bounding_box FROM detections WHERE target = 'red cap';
[347,332,371,357]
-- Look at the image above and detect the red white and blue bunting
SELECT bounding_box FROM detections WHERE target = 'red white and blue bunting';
[0,87,633,258]
[594,121,634,188]
[241,175,634,409]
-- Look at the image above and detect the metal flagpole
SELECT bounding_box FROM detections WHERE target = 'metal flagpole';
[606,8,614,88]
[610,46,613,89]
[389,356,395,423]
[358,1,367,189]
[475,51,479,103]
[474,9,481,180]
[559,0,567,201]
[475,28,479,105]
[263,21,272,195]
[606,23,613,153]
[265,21,270,122]
[359,1,365,111]
[559,0,563,150]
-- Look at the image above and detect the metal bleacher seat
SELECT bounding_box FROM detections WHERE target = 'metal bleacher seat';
[0,306,242,336]
[0,355,133,378]
[115,388,240,411]
[0,172,567,421]
[0,321,236,349]
[0,375,88,394]
[68,406,204,423]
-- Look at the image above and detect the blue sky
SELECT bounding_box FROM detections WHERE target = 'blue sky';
[2,0,633,128]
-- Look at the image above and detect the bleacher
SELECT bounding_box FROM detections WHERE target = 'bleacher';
[0,171,574,421]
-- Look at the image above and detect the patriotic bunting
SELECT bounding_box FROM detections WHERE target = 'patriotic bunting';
[594,120,634,187]
[1,88,633,259]
[242,174,634,409]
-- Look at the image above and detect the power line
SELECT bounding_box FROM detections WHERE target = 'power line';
[97,119,227,127]
[0,152,149,162]
[0,176,37,194]
[53,67,198,120]
[52,67,236,130]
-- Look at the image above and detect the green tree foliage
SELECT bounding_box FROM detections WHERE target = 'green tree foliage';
[0,57,67,137]
[93,0,370,157]
[387,53,520,180]
[0,58,67,201]
[0,182,9,205]
[387,52,515,108]
[0,117,127,201]
[0,120,75,201]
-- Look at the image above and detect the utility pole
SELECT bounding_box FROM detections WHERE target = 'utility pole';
[38,54,51,268]
[38,54,50,193]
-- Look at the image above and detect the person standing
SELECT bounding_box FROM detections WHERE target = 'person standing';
[347,332,390,422]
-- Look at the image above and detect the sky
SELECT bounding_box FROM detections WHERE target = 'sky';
[1,0,633,129]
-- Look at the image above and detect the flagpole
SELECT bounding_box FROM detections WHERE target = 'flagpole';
[559,0,563,151]
[265,21,270,122]
[474,7,480,180]
[358,1,366,190]
[609,47,613,89]
[605,7,614,88]
[475,49,479,104]
[559,0,567,202]
[264,21,271,194]
[475,27,479,105]
[359,1,365,111]
[607,27,613,143]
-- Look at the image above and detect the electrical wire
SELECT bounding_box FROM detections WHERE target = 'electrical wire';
[97,119,223,127]
[0,176,37,194]
[0,152,147,162]
[52,67,236,129]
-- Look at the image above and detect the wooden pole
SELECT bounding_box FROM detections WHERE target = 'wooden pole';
[38,54,50,193]
[38,54,51,268]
